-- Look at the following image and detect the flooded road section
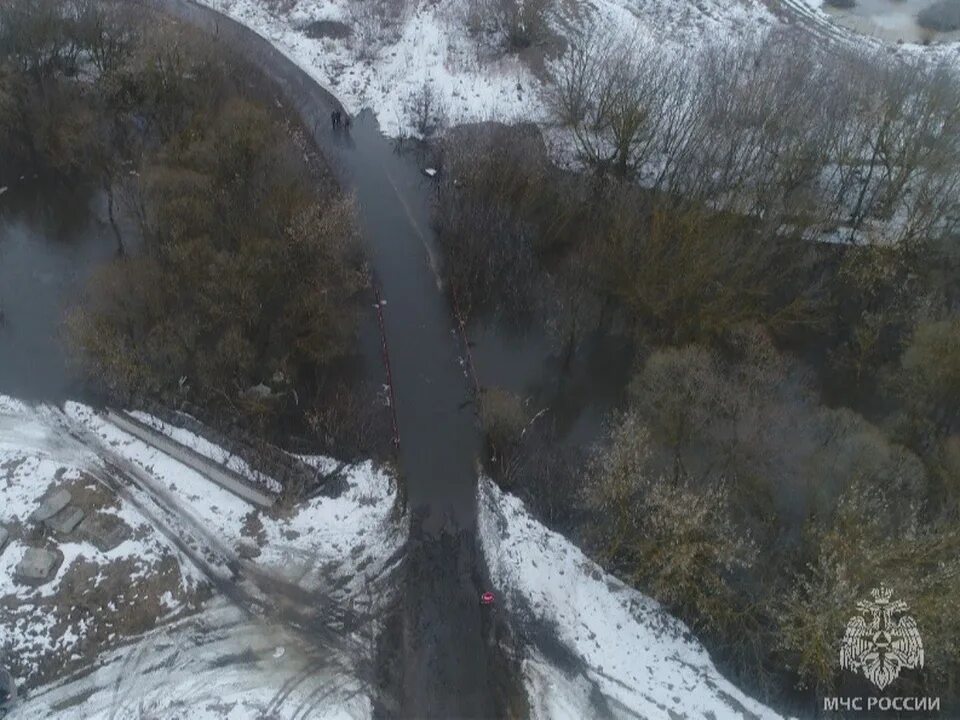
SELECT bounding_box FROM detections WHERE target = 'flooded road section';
[0,185,117,401]
[157,1,497,716]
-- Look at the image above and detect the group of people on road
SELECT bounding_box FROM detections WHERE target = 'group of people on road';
[331,109,351,131]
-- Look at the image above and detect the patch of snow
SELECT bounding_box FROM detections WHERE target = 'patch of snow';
[478,477,789,720]
[64,402,405,595]
[200,0,541,136]
[193,0,958,143]
[128,410,283,494]
[4,396,405,708]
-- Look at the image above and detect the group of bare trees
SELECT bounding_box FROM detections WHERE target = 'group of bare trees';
[548,25,960,246]
[433,22,960,711]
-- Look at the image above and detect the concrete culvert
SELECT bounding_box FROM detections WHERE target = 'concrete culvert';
[29,489,72,523]
[15,547,63,585]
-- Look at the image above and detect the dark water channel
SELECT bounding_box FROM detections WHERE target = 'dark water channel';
[155,1,501,715]
[0,183,120,401]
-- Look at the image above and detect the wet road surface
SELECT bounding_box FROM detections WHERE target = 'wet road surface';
[155,1,496,716]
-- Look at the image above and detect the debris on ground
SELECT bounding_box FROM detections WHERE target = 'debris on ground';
[14,548,62,585]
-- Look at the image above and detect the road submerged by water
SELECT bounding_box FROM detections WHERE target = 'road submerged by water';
[153,1,505,717]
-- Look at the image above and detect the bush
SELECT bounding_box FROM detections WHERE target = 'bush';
[434,123,563,321]
[607,205,827,345]
[584,413,755,634]
[68,99,363,432]
[918,0,960,32]
[901,317,960,439]
[494,0,552,49]
[404,81,448,139]
[480,387,527,479]
[778,473,960,697]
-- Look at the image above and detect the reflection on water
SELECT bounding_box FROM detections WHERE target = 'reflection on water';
[470,320,633,448]
[824,0,960,43]
[0,183,118,400]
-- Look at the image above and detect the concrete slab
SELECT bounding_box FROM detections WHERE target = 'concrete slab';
[15,547,61,585]
[45,507,85,535]
[29,489,72,523]
[78,513,130,552]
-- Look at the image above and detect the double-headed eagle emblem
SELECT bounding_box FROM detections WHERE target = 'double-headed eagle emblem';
[840,584,924,690]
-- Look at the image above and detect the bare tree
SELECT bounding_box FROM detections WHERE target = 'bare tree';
[404,80,447,139]
[547,23,662,179]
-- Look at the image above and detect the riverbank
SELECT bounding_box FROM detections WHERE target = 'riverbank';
[2,395,405,713]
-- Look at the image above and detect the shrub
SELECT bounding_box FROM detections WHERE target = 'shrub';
[68,99,363,431]
[480,387,527,480]
[584,413,755,634]
[404,80,448,139]
[918,0,960,32]
[777,474,960,697]
[901,317,960,438]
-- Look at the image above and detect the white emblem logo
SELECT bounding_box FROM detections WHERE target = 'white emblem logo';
[840,585,924,690]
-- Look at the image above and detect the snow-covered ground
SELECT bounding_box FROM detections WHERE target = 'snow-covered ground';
[1,395,405,716]
[66,402,404,595]
[478,477,788,720]
[195,0,959,138]
[16,601,370,720]
[196,0,779,137]
[0,397,204,690]
[129,409,284,494]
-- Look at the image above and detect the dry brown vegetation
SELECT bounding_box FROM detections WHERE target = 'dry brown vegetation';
[436,35,960,706]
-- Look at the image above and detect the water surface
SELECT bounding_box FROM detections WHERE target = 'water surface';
[0,184,118,401]
[824,0,960,43]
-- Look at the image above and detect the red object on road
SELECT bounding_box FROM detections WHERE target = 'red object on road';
[481,591,495,605]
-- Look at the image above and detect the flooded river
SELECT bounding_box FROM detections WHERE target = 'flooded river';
[824,0,960,43]
[0,184,118,401]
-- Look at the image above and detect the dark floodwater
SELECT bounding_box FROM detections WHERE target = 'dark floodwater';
[0,183,118,401]
[470,322,633,447]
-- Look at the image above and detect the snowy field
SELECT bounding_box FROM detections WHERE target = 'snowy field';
[478,478,789,720]
[1,395,405,716]
[194,0,960,138]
